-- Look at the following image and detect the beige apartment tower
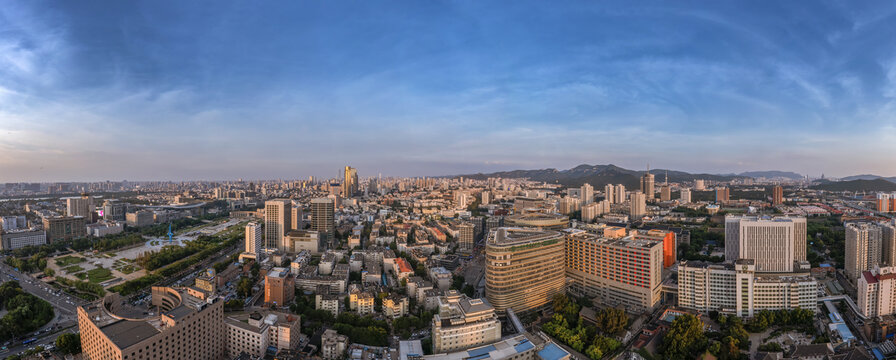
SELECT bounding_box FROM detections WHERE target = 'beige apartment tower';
[724,215,806,272]
[846,222,883,283]
[485,228,565,315]
[265,199,292,252]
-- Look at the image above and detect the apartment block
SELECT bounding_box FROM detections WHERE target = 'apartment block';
[432,293,501,354]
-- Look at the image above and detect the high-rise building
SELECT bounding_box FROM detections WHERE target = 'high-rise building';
[772,185,784,205]
[724,215,806,272]
[102,199,127,221]
[432,293,501,353]
[633,229,676,269]
[43,216,87,243]
[640,170,655,200]
[883,223,896,267]
[312,197,335,245]
[265,267,296,307]
[291,204,303,230]
[458,223,474,251]
[286,230,320,254]
[604,184,617,204]
[343,166,358,197]
[65,193,94,218]
[660,185,671,202]
[581,200,609,222]
[265,199,292,252]
[245,222,263,255]
[857,265,896,318]
[455,191,468,209]
[715,187,730,203]
[879,193,892,213]
[558,197,579,215]
[78,287,225,360]
[695,179,706,190]
[630,191,646,218]
[481,191,490,204]
[678,260,817,317]
[580,183,594,204]
[846,222,883,283]
[485,228,565,314]
[680,189,691,203]
[565,230,663,312]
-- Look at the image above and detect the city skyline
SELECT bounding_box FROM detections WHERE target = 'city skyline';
[3,1,896,182]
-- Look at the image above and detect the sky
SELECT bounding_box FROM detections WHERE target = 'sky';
[2,1,896,182]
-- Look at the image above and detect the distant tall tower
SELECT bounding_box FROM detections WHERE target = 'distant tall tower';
[630,191,647,218]
[772,185,784,205]
[580,183,594,205]
[312,197,335,245]
[640,165,655,201]
[343,166,358,197]
[264,199,292,252]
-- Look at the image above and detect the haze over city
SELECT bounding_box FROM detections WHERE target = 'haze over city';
[3,1,896,182]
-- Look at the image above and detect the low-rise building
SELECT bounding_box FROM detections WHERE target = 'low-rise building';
[265,267,296,307]
[0,230,46,250]
[225,311,302,358]
[384,294,409,319]
[432,292,501,354]
[321,329,349,360]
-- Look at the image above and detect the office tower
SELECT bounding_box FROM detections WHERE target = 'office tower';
[715,187,730,203]
[458,223,474,251]
[565,230,664,312]
[857,266,896,318]
[695,179,706,190]
[640,169,655,200]
[65,193,93,218]
[630,191,646,218]
[225,311,301,359]
[265,199,292,252]
[455,191,468,209]
[432,293,501,353]
[883,223,896,266]
[680,189,691,203]
[660,185,671,202]
[78,287,225,360]
[678,260,817,317]
[485,228,565,314]
[846,222,883,283]
[772,185,784,205]
[724,215,806,272]
[265,267,296,307]
[481,190,490,204]
[311,197,335,244]
[580,183,594,204]
[343,166,358,197]
[42,216,87,243]
[245,222,263,255]
[102,199,127,221]
[879,193,892,213]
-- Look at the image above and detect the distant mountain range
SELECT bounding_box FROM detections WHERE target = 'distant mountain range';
[811,178,896,192]
[840,174,896,183]
[457,164,749,188]
[734,171,804,180]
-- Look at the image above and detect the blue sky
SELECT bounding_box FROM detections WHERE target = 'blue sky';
[2,1,896,182]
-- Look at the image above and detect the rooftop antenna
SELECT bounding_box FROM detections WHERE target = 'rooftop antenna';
[665,171,669,185]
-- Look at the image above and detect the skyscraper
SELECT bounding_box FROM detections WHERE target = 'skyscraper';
[485,228,565,314]
[724,215,807,272]
[772,185,784,205]
[343,166,358,197]
[640,169,655,200]
[312,197,335,245]
[883,223,896,266]
[715,187,730,203]
[846,222,883,283]
[265,199,292,252]
[630,191,646,218]
[246,222,263,255]
[580,183,594,204]
[680,189,691,203]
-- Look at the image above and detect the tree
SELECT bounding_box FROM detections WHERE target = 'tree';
[237,277,253,298]
[661,314,707,360]
[594,308,627,337]
[56,333,82,355]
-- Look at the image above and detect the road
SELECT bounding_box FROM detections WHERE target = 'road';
[0,258,85,357]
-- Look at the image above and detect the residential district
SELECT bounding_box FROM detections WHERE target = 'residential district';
[3,166,896,360]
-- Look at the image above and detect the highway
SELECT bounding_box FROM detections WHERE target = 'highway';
[0,258,85,357]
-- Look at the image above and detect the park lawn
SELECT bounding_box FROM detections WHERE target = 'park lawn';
[63,265,84,273]
[87,267,114,283]
[120,265,139,274]
[74,272,87,280]
[55,256,85,267]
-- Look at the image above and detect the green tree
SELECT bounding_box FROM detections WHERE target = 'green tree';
[236,277,253,298]
[661,314,707,360]
[55,333,82,355]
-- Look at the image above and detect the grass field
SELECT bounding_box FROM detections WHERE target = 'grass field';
[87,267,114,283]
[63,265,84,273]
[55,256,85,267]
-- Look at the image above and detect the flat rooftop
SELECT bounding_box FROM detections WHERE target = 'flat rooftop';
[100,319,161,349]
